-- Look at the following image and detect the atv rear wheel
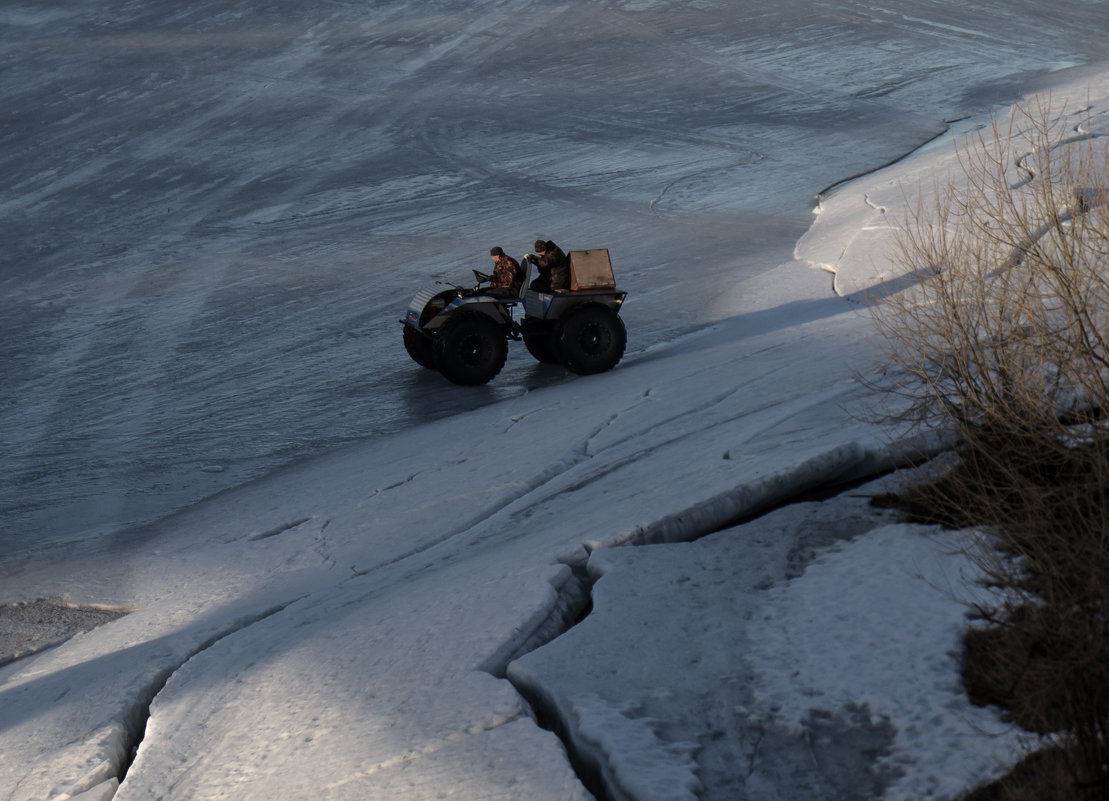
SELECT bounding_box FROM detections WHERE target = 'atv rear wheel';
[433,313,508,385]
[403,325,435,369]
[557,305,627,375]
[521,318,561,364]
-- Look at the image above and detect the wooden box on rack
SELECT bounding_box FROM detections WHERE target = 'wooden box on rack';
[568,248,615,291]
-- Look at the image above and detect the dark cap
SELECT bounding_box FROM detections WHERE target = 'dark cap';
[533,240,547,252]
[490,246,505,256]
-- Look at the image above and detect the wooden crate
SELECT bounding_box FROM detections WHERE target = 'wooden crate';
[568,248,615,290]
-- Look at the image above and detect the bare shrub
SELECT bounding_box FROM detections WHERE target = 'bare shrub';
[873,97,1109,797]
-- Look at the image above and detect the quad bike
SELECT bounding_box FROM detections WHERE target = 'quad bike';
[401,248,628,385]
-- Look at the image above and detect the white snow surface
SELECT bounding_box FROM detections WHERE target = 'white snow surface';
[7,8,1109,801]
[746,525,1020,801]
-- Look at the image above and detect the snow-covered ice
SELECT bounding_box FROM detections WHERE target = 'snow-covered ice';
[6,2,1109,800]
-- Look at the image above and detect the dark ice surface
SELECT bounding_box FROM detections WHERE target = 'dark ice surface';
[4,0,1109,553]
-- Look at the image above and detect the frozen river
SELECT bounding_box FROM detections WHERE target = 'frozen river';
[4,0,1109,554]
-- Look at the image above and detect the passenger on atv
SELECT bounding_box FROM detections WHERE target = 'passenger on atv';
[525,239,569,292]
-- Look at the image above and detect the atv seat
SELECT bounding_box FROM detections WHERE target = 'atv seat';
[515,258,532,300]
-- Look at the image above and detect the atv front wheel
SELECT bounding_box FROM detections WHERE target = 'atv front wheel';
[433,313,509,385]
[557,305,627,375]
[403,325,435,369]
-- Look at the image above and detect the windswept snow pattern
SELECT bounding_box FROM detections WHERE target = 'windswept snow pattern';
[5,0,1109,551]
